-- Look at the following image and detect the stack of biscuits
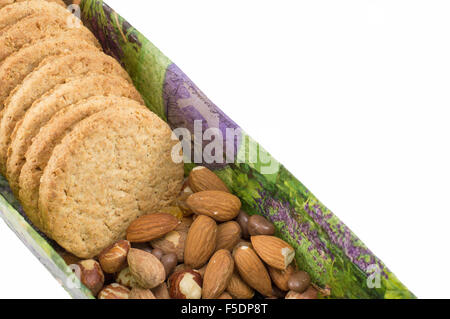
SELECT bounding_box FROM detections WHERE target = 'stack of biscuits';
[0,1,184,258]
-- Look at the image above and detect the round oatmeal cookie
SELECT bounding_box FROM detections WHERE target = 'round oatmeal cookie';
[0,11,98,63]
[38,106,184,258]
[0,0,69,32]
[0,34,100,113]
[19,96,148,232]
[0,0,65,11]
[0,50,131,174]
[7,74,144,196]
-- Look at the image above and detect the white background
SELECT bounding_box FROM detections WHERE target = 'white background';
[1,0,449,299]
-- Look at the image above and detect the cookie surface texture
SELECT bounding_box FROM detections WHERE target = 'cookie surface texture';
[18,96,146,231]
[7,73,143,196]
[39,106,184,258]
[0,50,131,174]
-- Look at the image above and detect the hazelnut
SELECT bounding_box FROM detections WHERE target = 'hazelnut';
[152,282,171,299]
[174,263,190,273]
[98,240,131,274]
[236,210,250,239]
[269,263,295,291]
[288,271,311,293]
[151,248,164,260]
[131,242,153,253]
[151,218,191,262]
[248,215,275,236]
[285,286,318,299]
[168,270,203,299]
[161,253,178,277]
[129,287,156,299]
[116,267,140,288]
[77,259,105,296]
[271,285,286,298]
[98,283,130,299]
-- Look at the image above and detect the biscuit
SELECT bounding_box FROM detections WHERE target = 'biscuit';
[0,11,98,63]
[0,50,131,174]
[0,0,64,11]
[8,74,144,196]
[19,96,147,231]
[38,105,183,258]
[0,34,100,113]
[0,0,68,32]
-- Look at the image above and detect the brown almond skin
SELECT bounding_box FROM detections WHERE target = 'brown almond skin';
[202,249,234,299]
[184,215,217,268]
[127,248,166,289]
[186,191,241,222]
[226,271,255,299]
[233,244,272,296]
[251,235,295,270]
[269,263,296,291]
[216,221,242,252]
[248,215,275,236]
[129,287,156,299]
[188,166,230,193]
[218,292,233,299]
[98,240,131,274]
[98,283,130,299]
[126,213,180,242]
[77,260,105,296]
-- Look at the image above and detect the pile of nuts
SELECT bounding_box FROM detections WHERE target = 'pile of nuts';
[66,166,318,299]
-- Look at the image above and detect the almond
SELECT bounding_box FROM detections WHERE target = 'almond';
[98,240,131,274]
[188,166,230,193]
[233,243,272,296]
[216,221,242,252]
[184,215,217,268]
[251,235,295,270]
[202,249,234,299]
[126,212,179,242]
[226,271,254,299]
[269,263,296,291]
[150,217,191,262]
[127,248,166,289]
[129,287,156,299]
[186,191,241,222]
[218,292,233,299]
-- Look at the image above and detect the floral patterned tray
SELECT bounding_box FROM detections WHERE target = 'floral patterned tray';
[0,0,415,299]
